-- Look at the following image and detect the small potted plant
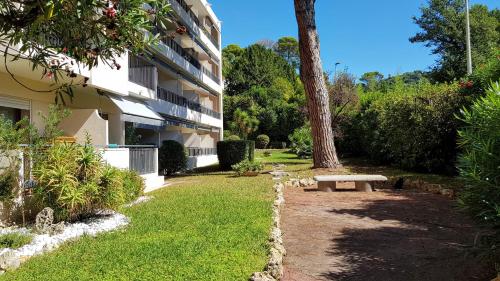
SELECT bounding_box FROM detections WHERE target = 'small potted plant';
[232,160,264,177]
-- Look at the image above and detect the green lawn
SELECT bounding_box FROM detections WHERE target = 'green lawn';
[0,150,462,280]
[0,169,275,281]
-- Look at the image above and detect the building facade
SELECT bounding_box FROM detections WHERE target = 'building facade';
[0,0,223,191]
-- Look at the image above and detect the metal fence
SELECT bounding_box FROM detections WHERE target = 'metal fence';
[127,146,157,175]
[187,147,217,157]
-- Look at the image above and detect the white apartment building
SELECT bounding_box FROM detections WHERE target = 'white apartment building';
[0,0,223,191]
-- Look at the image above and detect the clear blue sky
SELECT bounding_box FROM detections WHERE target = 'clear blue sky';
[210,0,499,78]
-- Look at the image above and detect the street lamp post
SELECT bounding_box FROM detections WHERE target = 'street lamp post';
[465,0,473,74]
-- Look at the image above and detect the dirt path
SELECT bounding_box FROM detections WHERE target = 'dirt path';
[281,182,494,281]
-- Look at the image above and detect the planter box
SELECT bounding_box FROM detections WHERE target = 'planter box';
[242,171,260,177]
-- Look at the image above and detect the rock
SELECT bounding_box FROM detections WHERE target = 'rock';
[249,272,275,281]
[426,184,442,194]
[440,188,455,198]
[0,250,20,270]
[269,171,290,177]
[49,222,65,235]
[35,207,54,234]
[266,248,284,279]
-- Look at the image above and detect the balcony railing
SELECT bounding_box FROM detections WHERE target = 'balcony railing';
[157,87,221,119]
[161,37,201,70]
[129,55,157,90]
[171,0,200,26]
[201,66,220,84]
[187,147,217,157]
[201,28,220,50]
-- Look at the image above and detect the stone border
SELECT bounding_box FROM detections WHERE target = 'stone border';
[0,196,155,273]
[249,182,286,281]
[0,213,129,273]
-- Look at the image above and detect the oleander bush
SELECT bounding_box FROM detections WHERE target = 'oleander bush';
[255,134,270,149]
[159,140,187,176]
[457,82,500,259]
[217,140,255,170]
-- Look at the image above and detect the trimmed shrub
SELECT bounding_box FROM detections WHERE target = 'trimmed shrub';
[121,169,145,203]
[159,140,187,175]
[226,135,241,141]
[217,140,255,170]
[457,82,500,258]
[255,134,270,149]
[248,140,255,162]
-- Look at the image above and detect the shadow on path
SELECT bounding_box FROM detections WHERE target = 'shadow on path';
[282,186,494,281]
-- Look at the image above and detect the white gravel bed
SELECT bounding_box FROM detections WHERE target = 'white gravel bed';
[0,212,129,272]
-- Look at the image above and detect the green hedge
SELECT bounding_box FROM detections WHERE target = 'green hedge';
[217,140,255,170]
[159,140,187,175]
[337,82,470,174]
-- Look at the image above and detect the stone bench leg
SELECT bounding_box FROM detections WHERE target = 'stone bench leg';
[355,181,373,192]
[318,181,336,192]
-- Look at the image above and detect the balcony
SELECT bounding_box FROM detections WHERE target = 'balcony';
[161,37,201,69]
[201,66,220,84]
[128,55,157,90]
[157,86,221,119]
[167,0,220,50]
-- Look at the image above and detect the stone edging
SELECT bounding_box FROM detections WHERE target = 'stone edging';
[249,182,286,281]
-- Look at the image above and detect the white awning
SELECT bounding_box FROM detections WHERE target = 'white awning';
[108,96,164,127]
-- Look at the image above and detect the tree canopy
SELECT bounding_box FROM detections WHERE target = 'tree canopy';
[222,40,306,142]
[410,0,499,81]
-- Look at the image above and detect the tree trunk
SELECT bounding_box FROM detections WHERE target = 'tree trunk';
[294,0,340,168]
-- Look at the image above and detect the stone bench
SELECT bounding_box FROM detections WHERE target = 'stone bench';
[313,175,388,192]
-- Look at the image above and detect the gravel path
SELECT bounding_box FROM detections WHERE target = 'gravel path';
[281,182,494,281]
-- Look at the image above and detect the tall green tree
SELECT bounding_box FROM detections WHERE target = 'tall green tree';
[224,44,296,96]
[294,0,340,168]
[222,44,243,78]
[0,0,171,102]
[410,0,499,81]
[274,36,300,69]
[360,71,384,91]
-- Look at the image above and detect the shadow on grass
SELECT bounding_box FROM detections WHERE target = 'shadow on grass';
[319,192,494,281]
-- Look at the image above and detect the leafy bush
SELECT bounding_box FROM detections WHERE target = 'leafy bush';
[0,168,19,201]
[0,233,32,249]
[217,140,255,170]
[255,134,270,149]
[121,169,145,203]
[231,160,264,176]
[338,82,469,173]
[289,124,313,159]
[159,140,187,176]
[226,135,241,141]
[457,82,500,257]
[33,141,141,221]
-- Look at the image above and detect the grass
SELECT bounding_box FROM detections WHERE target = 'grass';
[0,150,463,280]
[0,233,32,249]
[0,169,275,281]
